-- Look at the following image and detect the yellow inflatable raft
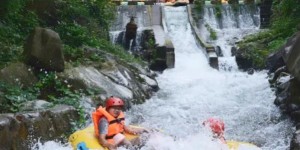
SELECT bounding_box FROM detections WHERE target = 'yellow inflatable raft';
[69,125,140,150]
[226,140,261,150]
[69,126,261,150]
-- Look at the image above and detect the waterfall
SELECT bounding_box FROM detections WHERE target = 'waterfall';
[200,5,261,71]
[125,6,294,150]
[33,5,294,150]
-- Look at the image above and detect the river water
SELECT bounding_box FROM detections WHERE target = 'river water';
[34,5,294,150]
[125,6,294,150]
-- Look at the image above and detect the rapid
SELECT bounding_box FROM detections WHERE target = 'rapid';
[125,6,294,150]
[33,5,293,150]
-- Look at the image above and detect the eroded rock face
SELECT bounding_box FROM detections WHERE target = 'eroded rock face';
[63,66,133,99]
[290,130,300,150]
[0,105,79,149]
[23,27,65,72]
[269,32,300,150]
[60,61,158,106]
[0,114,23,149]
[274,78,300,111]
[235,42,259,71]
[282,32,300,82]
[266,49,286,74]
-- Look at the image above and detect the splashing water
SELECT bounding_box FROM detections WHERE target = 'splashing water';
[32,6,293,150]
[201,5,261,71]
[31,141,72,150]
[125,6,294,150]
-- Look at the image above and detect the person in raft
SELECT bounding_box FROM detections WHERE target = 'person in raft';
[92,96,147,150]
[203,118,226,144]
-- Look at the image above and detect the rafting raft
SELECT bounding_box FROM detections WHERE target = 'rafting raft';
[69,126,261,150]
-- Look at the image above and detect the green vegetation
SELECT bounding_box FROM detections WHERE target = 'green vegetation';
[214,4,222,19]
[228,0,239,4]
[194,0,205,13]
[0,0,139,68]
[205,24,217,40]
[271,0,300,38]
[0,82,38,113]
[0,0,39,68]
[0,71,100,114]
[237,0,300,68]
[0,0,141,128]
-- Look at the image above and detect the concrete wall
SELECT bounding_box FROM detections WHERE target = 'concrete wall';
[187,5,219,69]
[150,5,175,71]
[112,4,175,72]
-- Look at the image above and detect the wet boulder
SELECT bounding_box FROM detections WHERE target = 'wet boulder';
[235,54,253,71]
[266,48,286,74]
[282,32,300,82]
[20,100,52,112]
[0,105,79,149]
[235,42,259,71]
[62,66,133,100]
[290,130,300,150]
[139,74,159,92]
[274,78,300,116]
[59,48,159,106]
[235,41,265,70]
[0,114,23,149]
[216,46,223,57]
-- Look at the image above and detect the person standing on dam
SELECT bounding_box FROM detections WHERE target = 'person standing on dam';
[125,16,138,50]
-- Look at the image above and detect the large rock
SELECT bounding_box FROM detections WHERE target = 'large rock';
[61,63,158,107]
[0,62,38,87]
[100,59,159,103]
[235,54,253,71]
[20,100,52,112]
[23,27,65,72]
[59,48,158,106]
[274,79,300,106]
[62,66,133,100]
[266,48,286,74]
[0,105,79,149]
[0,114,23,149]
[290,130,300,150]
[282,32,300,82]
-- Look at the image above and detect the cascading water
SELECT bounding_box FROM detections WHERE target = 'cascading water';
[124,6,294,150]
[200,5,261,71]
[33,5,294,150]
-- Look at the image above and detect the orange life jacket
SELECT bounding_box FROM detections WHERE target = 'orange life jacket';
[92,106,125,144]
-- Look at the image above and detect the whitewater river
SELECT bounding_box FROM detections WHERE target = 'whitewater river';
[35,6,294,150]
[125,6,294,150]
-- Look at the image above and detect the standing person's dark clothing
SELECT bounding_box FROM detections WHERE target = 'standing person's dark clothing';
[125,17,138,50]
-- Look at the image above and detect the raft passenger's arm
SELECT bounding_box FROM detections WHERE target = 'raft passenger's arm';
[99,134,116,150]
[124,125,148,135]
